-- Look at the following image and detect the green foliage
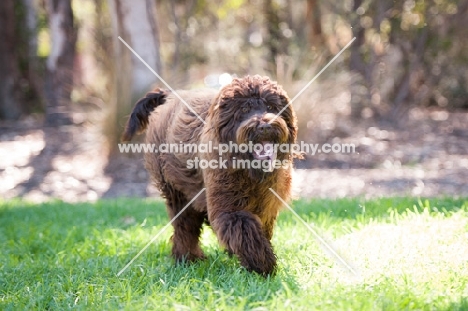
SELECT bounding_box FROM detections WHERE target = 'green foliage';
[216,0,245,19]
[1,197,467,310]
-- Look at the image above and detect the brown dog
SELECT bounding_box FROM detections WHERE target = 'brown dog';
[122,75,298,275]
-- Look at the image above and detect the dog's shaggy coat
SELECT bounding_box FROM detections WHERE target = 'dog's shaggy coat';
[122,75,298,275]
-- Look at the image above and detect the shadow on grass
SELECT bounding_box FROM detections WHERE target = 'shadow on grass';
[0,198,167,236]
[134,248,301,305]
[0,199,169,273]
[449,297,468,311]
[0,198,301,307]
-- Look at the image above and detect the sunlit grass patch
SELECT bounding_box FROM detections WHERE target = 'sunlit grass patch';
[1,197,467,310]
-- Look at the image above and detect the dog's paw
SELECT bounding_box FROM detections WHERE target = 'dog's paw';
[240,244,277,276]
[173,248,206,263]
[224,248,234,257]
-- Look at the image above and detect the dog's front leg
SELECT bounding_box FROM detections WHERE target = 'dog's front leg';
[210,210,277,275]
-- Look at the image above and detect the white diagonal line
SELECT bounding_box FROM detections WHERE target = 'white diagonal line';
[289,37,356,104]
[269,188,359,276]
[269,37,356,124]
[117,188,206,276]
[118,36,207,124]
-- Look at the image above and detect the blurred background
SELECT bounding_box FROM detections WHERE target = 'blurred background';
[0,0,467,201]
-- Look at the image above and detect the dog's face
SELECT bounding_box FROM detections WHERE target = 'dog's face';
[208,75,298,175]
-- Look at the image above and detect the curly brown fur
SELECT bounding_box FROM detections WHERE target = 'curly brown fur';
[122,75,298,276]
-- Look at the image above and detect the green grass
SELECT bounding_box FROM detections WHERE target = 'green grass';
[1,197,468,310]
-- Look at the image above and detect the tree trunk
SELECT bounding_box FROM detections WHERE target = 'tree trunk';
[348,0,368,119]
[0,0,22,120]
[110,0,161,97]
[170,1,182,74]
[306,0,323,48]
[44,0,77,126]
[264,0,287,74]
[22,0,45,114]
[0,0,44,120]
[107,0,162,148]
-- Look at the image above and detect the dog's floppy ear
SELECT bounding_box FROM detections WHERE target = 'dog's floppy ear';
[121,89,167,142]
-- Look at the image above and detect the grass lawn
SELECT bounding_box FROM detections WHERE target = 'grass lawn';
[1,197,468,310]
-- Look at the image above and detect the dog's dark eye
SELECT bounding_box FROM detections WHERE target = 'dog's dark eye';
[242,107,249,113]
[266,105,273,110]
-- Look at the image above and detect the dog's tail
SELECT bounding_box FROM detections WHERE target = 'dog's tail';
[121,89,168,142]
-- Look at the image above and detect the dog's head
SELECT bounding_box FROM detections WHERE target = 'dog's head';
[208,75,298,175]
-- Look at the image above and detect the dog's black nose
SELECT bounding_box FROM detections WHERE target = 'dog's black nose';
[258,123,272,133]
